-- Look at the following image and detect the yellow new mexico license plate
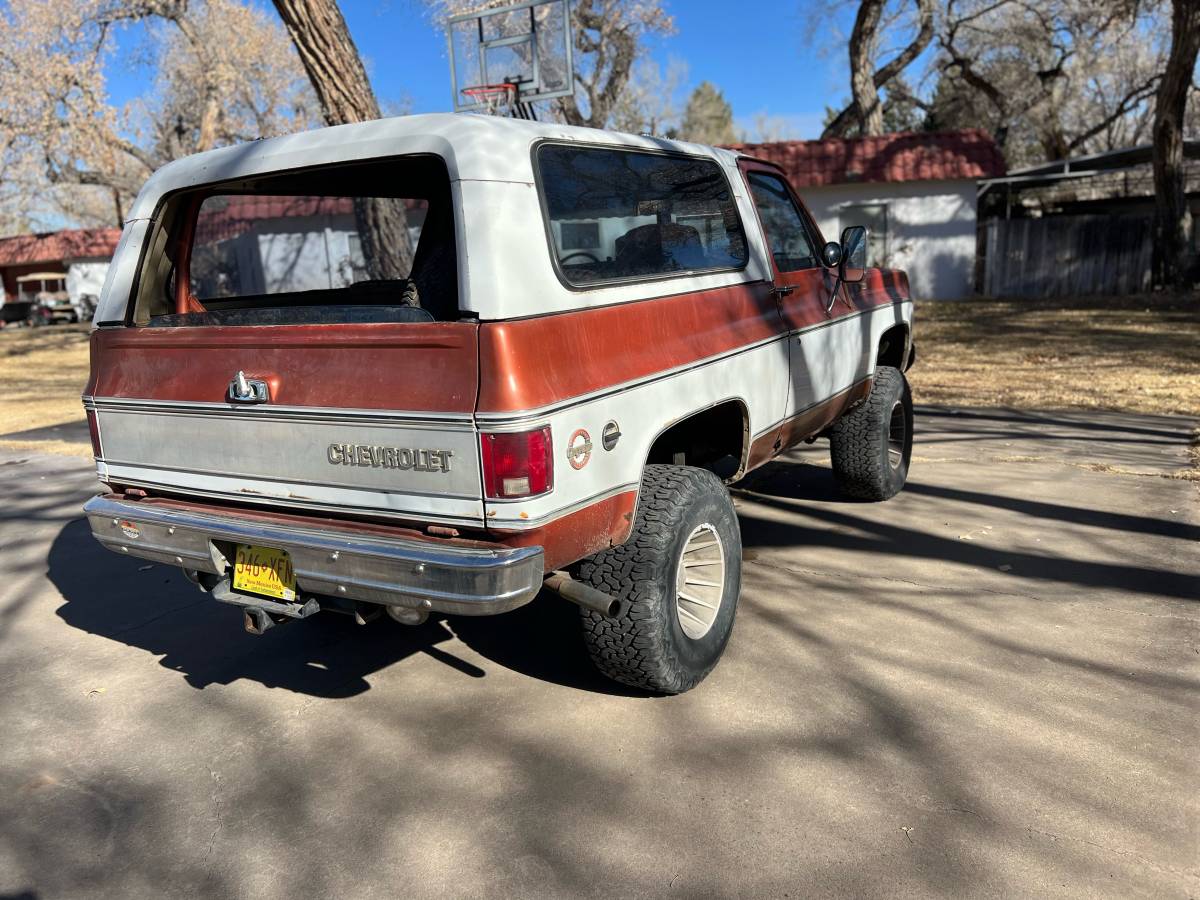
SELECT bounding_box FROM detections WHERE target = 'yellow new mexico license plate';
[233,544,296,601]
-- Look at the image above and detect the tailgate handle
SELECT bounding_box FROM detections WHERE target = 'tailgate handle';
[228,370,269,404]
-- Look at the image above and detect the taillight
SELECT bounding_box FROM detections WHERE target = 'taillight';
[480,426,553,499]
[86,409,103,459]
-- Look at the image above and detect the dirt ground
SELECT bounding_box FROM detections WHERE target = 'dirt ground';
[0,323,90,435]
[907,295,1200,418]
[3,405,1196,899]
[0,297,1196,447]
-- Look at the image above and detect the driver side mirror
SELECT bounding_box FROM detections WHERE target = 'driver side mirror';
[839,225,867,283]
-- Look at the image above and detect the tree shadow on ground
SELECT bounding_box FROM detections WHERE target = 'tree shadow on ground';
[916,406,1194,443]
[734,458,1199,602]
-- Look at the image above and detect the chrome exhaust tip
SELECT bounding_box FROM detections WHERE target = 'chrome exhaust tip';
[544,571,628,618]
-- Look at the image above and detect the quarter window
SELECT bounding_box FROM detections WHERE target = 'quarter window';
[537,145,748,286]
[745,171,819,273]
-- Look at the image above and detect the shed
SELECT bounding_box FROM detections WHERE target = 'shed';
[975,142,1200,296]
[0,228,121,312]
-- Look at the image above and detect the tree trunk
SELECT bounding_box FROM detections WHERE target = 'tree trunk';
[824,0,934,139]
[270,0,412,278]
[556,0,638,129]
[848,0,885,136]
[1152,0,1200,291]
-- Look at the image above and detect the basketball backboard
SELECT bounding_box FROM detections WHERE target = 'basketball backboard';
[447,0,574,115]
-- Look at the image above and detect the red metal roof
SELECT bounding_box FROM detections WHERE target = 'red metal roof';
[727,130,1006,187]
[0,227,121,268]
[194,195,426,245]
[195,196,355,245]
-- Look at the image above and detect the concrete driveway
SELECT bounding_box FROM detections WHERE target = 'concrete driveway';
[1,407,1196,899]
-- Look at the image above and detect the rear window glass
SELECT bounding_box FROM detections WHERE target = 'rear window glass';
[190,195,428,300]
[144,156,458,326]
[537,145,748,287]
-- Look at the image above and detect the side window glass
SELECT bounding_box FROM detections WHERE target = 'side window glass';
[537,144,749,286]
[746,172,818,273]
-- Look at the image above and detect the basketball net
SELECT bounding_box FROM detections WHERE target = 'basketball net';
[461,83,517,116]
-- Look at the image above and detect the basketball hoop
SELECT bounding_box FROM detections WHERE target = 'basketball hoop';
[447,0,573,116]
[461,83,517,116]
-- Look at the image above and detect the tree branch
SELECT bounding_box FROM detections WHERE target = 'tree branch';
[822,0,935,138]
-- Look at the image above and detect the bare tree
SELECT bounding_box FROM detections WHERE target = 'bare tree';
[1151,0,1200,289]
[822,0,936,138]
[270,0,413,279]
[556,0,674,128]
[609,57,688,136]
[740,112,802,143]
[932,0,1166,164]
[0,0,315,231]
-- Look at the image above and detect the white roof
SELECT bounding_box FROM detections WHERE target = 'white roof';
[127,113,742,220]
[100,114,769,325]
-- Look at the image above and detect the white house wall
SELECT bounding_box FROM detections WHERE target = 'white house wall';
[65,261,110,303]
[800,179,977,300]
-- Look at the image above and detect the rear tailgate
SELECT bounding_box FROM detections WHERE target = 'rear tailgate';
[86,322,484,527]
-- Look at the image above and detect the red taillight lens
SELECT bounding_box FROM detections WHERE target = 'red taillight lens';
[480,426,553,499]
[86,409,103,459]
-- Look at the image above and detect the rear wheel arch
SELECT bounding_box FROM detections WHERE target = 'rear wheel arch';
[598,399,749,554]
[875,323,911,371]
[642,398,750,484]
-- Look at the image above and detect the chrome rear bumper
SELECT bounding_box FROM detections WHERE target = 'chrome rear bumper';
[83,495,543,616]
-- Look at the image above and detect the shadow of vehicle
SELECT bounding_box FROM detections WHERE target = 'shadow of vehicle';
[48,518,638,698]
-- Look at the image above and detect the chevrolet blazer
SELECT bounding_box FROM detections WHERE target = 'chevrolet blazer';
[82,114,915,693]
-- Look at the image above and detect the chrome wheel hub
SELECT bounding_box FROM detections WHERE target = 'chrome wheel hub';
[675,523,726,640]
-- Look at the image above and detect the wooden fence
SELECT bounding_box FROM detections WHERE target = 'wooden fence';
[981,214,1153,297]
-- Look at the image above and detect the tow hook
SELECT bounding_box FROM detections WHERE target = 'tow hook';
[544,571,629,618]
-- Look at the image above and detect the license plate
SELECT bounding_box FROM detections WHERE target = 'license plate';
[233,544,296,601]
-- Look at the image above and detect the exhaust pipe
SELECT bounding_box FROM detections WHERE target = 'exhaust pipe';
[386,605,430,626]
[544,571,629,618]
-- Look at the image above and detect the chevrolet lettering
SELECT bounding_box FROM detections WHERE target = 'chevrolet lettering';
[81,113,915,694]
[327,444,454,472]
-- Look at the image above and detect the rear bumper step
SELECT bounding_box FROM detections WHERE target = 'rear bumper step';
[83,494,544,616]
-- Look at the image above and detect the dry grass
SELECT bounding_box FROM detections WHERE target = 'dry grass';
[0,324,90,434]
[0,298,1196,450]
[907,295,1200,418]
[0,438,93,459]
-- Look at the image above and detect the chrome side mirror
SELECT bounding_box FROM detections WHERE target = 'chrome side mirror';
[822,241,842,267]
[839,225,867,284]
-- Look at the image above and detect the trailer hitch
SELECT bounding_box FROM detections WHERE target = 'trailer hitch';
[210,577,320,635]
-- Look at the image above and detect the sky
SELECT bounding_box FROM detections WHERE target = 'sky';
[105,0,860,141]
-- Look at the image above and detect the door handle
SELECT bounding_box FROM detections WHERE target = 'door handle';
[771,285,794,298]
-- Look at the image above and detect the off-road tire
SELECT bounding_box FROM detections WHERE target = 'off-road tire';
[575,465,742,694]
[829,365,913,500]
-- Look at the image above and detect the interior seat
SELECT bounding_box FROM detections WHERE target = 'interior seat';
[614,222,707,272]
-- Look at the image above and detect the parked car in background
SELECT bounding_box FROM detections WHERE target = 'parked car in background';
[0,291,30,325]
